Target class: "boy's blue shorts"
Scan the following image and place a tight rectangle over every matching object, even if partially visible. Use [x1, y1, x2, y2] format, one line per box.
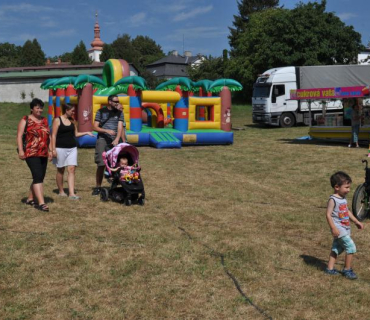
[331, 235, 356, 255]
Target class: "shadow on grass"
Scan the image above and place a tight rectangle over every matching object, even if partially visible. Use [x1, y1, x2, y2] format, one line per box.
[278, 138, 361, 148]
[21, 196, 55, 204]
[52, 188, 69, 195]
[244, 124, 275, 129]
[243, 123, 307, 129]
[300, 254, 327, 271]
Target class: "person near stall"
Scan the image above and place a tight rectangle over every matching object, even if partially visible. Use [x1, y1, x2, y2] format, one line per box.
[349, 98, 362, 148]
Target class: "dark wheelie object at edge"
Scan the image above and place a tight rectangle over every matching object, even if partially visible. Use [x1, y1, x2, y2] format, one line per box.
[352, 160, 370, 221]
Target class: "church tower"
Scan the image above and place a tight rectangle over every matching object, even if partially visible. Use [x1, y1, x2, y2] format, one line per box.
[88, 12, 105, 62]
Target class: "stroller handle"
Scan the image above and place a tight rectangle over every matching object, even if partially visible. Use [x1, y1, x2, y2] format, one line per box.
[362, 159, 368, 168]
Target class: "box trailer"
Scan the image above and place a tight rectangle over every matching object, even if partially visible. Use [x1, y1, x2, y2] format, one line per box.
[252, 65, 370, 127]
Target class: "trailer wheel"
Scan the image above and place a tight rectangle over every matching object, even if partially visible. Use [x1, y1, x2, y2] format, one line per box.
[279, 113, 295, 128]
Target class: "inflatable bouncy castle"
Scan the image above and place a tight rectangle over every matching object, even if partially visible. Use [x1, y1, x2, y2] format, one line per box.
[41, 59, 243, 149]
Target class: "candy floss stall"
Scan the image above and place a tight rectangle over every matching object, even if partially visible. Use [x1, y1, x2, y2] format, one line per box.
[290, 85, 370, 142]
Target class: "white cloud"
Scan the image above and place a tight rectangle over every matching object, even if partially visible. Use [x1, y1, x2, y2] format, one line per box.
[6, 28, 76, 43]
[104, 21, 116, 26]
[39, 17, 58, 28]
[11, 33, 38, 42]
[152, 0, 189, 14]
[337, 12, 357, 20]
[0, 3, 54, 14]
[173, 5, 213, 22]
[165, 4, 187, 13]
[49, 29, 76, 38]
[0, 3, 64, 27]
[129, 12, 147, 27]
[167, 26, 228, 41]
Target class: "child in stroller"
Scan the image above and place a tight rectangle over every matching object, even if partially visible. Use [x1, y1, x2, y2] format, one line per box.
[101, 143, 145, 206]
[110, 157, 141, 184]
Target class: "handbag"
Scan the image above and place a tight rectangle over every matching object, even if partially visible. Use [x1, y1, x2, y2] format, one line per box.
[17, 116, 28, 153]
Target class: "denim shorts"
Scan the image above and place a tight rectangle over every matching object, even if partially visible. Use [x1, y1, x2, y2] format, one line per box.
[331, 235, 356, 255]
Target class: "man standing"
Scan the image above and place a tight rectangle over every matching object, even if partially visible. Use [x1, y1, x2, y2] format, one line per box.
[92, 95, 126, 195]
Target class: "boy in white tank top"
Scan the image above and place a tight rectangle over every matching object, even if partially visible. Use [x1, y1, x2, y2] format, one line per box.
[325, 171, 364, 279]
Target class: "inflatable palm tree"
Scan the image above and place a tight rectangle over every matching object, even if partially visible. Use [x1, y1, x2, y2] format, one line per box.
[73, 75, 107, 132]
[209, 79, 243, 131]
[193, 79, 213, 96]
[155, 77, 193, 95]
[94, 76, 147, 96]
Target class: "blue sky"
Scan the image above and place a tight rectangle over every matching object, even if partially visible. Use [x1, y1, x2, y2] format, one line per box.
[0, 0, 369, 59]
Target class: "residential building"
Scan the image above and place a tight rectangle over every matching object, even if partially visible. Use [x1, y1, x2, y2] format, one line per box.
[146, 51, 205, 80]
[0, 63, 138, 103]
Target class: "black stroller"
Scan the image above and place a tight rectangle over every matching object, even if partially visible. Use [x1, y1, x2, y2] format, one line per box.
[101, 143, 145, 206]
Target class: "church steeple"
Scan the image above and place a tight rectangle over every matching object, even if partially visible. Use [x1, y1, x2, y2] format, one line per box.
[88, 12, 105, 62]
[91, 12, 104, 50]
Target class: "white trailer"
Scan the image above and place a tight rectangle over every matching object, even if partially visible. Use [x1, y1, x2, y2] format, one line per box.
[252, 65, 370, 127]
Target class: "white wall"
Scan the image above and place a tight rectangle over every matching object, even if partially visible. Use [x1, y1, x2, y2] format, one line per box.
[358, 53, 370, 65]
[88, 50, 102, 62]
[0, 80, 48, 103]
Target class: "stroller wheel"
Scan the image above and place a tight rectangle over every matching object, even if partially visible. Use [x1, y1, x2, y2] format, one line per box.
[100, 188, 109, 202]
[125, 198, 132, 206]
[138, 197, 145, 206]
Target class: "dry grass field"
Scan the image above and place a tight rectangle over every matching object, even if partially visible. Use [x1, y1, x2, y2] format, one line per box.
[2, 102, 370, 319]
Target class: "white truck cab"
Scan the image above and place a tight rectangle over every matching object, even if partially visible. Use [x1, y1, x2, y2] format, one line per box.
[252, 66, 342, 127]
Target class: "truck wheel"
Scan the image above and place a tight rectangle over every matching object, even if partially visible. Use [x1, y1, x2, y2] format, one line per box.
[279, 113, 295, 128]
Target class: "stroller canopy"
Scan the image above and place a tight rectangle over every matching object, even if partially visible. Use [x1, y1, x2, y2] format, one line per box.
[104, 143, 140, 169]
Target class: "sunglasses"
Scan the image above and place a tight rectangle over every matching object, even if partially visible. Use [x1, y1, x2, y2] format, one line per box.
[111, 100, 119, 103]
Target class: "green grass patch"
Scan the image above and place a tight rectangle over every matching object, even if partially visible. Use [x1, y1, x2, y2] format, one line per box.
[1, 102, 370, 319]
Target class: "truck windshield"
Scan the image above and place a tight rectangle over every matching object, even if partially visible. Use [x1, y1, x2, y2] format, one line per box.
[253, 85, 271, 98]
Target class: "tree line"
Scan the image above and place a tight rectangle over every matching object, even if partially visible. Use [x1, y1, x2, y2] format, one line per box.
[0, 34, 165, 88]
[0, 39, 91, 68]
[188, 0, 365, 101]
[0, 0, 366, 99]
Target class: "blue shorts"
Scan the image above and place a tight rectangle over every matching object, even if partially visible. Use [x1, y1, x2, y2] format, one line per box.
[331, 235, 356, 255]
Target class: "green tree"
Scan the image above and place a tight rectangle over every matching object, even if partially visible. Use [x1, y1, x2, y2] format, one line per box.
[20, 39, 45, 67]
[0, 42, 22, 67]
[229, 0, 280, 49]
[109, 34, 165, 87]
[139, 69, 159, 89]
[71, 41, 91, 65]
[20, 90, 26, 101]
[47, 55, 59, 63]
[132, 35, 165, 69]
[60, 52, 72, 62]
[228, 1, 364, 101]
[111, 34, 139, 65]
[100, 43, 115, 62]
[187, 56, 226, 81]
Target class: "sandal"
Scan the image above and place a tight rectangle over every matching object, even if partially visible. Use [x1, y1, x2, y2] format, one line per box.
[36, 204, 49, 212]
[69, 195, 81, 200]
[25, 199, 36, 206]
